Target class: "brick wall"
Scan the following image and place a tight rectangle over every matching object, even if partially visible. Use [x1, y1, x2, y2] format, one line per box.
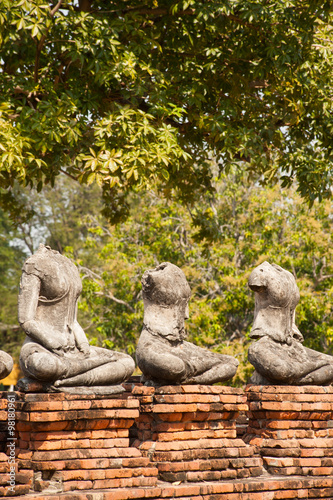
[0, 385, 333, 499]
[245, 385, 333, 477]
[1, 390, 157, 497]
[132, 385, 264, 482]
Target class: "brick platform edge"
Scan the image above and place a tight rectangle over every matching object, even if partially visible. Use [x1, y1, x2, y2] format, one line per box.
[0, 390, 158, 497]
[132, 385, 264, 482]
[245, 385, 333, 478]
[0, 384, 333, 499]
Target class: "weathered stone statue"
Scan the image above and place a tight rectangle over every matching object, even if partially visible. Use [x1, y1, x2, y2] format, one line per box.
[248, 261, 333, 385]
[0, 350, 13, 380]
[136, 262, 239, 385]
[18, 244, 134, 392]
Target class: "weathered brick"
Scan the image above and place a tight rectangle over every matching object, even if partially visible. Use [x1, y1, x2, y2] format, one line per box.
[308, 487, 333, 498]
[311, 467, 333, 476]
[154, 394, 220, 404]
[19, 401, 65, 411]
[187, 470, 222, 481]
[63, 479, 93, 491]
[154, 428, 236, 441]
[16, 421, 69, 432]
[132, 386, 155, 395]
[61, 468, 106, 481]
[152, 403, 198, 413]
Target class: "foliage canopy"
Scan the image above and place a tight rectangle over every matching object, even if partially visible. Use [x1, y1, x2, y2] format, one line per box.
[1, 0, 333, 218]
[2, 174, 333, 386]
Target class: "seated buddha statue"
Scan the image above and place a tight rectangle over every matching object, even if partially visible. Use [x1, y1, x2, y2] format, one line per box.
[18, 244, 134, 390]
[136, 262, 239, 385]
[248, 261, 333, 385]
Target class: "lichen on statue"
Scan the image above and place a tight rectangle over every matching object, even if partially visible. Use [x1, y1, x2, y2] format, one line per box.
[18, 244, 134, 390]
[136, 262, 239, 385]
[248, 261, 333, 385]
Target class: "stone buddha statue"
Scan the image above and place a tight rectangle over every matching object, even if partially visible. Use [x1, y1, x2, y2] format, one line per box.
[0, 351, 13, 381]
[248, 261, 333, 385]
[18, 244, 134, 391]
[136, 262, 239, 385]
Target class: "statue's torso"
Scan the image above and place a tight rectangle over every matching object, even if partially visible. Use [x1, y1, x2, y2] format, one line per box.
[20, 250, 82, 350]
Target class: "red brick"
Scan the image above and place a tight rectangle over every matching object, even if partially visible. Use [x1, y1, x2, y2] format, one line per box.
[132, 386, 155, 395]
[17, 450, 33, 460]
[151, 420, 233, 433]
[187, 470, 222, 481]
[21, 393, 65, 402]
[62, 400, 93, 410]
[309, 412, 332, 421]
[322, 458, 333, 467]
[20, 401, 65, 411]
[311, 467, 333, 476]
[169, 484, 201, 497]
[296, 458, 323, 467]
[79, 458, 119, 469]
[300, 438, 333, 448]
[63, 479, 93, 491]
[28, 409, 78, 422]
[108, 418, 134, 429]
[155, 429, 236, 441]
[312, 421, 331, 429]
[32, 446, 140, 461]
[154, 394, 220, 404]
[61, 469, 106, 481]
[17, 421, 69, 432]
[301, 402, 333, 411]
[158, 412, 183, 422]
[265, 411, 301, 420]
[152, 403, 198, 413]
[308, 487, 333, 498]
[251, 401, 303, 412]
[220, 469, 238, 479]
[3, 484, 30, 496]
[263, 457, 295, 468]
[90, 399, 139, 409]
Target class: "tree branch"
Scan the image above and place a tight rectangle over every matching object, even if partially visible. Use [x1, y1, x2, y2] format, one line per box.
[94, 291, 135, 313]
[0, 323, 20, 331]
[34, 0, 63, 83]
[59, 168, 79, 182]
[78, 265, 135, 312]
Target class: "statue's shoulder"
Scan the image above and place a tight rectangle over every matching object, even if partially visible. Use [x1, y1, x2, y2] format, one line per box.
[22, 253, 48, 280]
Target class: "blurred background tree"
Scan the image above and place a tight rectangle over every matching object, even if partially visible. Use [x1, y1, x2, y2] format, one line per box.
[2, 173, 333, 386]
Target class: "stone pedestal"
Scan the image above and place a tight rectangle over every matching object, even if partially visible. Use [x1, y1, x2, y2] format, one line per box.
[133, 384, 264, 482]
[4, 391, 157, 497]
[245, 385, 333, 476]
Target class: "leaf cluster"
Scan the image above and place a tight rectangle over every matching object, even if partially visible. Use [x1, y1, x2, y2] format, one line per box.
[1, 1, 333, 218]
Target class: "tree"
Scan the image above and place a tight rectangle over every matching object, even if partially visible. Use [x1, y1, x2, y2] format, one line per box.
[59, 173, 333, 386]
[0, 208, 27, 359]
[1, 173, 333, 385]
[1, 1, 333, 221]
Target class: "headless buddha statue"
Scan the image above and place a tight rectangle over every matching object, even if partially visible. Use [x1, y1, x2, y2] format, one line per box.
[136, 262, 239, 385]
[18, 244, 134, 390]
[248, 261, 333, 385]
